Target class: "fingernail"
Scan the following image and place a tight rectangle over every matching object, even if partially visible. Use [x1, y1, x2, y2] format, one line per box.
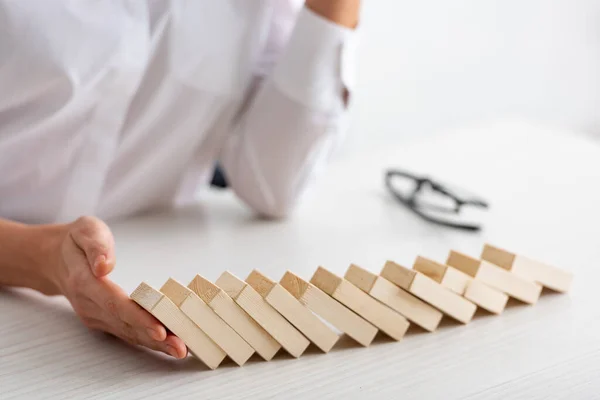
[146, 327, 159, 341]
[166, 345, 179, 358]
[94, 255, 106, 269]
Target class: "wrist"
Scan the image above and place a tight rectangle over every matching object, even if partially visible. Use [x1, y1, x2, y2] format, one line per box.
[2, 222, 68, 296]
[33, 223, 69, 296]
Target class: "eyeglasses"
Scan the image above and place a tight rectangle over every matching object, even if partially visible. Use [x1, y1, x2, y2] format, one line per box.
[385, 169, 489, 231]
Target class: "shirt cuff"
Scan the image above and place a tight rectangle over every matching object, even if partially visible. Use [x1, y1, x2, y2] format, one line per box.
[271, 6, 358, 112]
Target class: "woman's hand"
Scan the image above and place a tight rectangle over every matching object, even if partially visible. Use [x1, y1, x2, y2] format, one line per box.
[52, 216, 187, 359]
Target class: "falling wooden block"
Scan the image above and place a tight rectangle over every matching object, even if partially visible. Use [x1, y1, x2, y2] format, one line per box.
[279, 271, 378, 346]
[245, 270, 339, 353]
[215, 271, 310, 358]
[413, 256, 508, 315]
[481, 244, 573, 293]
[446, 250, 542, 304]
[187, 275, 281, 361]
[380, 261, 477, 324]
[130, 282, 226, 369]
[344, 264, 443, 331]
[310, 267, 409, 341]
[160, 278, 254, 366]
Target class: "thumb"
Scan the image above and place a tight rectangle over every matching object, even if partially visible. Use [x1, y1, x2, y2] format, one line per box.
[70, 216, 116, 277]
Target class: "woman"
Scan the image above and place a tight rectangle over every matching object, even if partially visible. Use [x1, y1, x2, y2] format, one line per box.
[0, 0, 360, 359]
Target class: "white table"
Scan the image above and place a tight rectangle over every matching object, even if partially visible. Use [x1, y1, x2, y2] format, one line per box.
[1, 120, 599, 399]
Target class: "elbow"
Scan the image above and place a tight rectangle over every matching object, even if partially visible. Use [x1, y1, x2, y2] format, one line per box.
[223, 160, 307, 220]
[234, 184, 301, 220]
[251, 196, 299, 220]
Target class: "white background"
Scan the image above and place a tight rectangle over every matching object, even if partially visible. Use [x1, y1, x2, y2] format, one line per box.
[348, 0, 600, 148]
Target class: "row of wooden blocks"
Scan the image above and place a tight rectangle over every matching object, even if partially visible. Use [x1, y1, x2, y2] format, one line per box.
[130, 244, 573, 369]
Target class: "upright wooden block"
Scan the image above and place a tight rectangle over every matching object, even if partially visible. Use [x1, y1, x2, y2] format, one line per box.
[344, 264, 443, 332]
[245, 270, 339, 352]
[130, 283, 226, 370]
[447, 250, 542, 304]
[481, 244, 573, 293]
[380, 261, 477, 324]
[310, 267, 409, 341]
[188, 275, 280, 361]
[279, 271, 378, 347]
[215, 272, 310, 358]
[413, 256, 508, 315]
[160, 278, 254, 366]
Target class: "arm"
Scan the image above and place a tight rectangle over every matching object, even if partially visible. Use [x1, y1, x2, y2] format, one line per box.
[220, 1, 360, 218]
[0, 216, 186, 359]
[306, 0, 360, 28]
[0, 219, 63, 295]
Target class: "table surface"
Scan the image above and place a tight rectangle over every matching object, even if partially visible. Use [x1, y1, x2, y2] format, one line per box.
[1, 120, 599, 400]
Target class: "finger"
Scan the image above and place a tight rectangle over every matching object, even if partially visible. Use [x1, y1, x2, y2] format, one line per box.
[108, 296, 186, 358]
[163, 333, 188, 359]
[92, 278, 167, 341]
[133, 328, 186, 359]
[104, 326, 181, 358]
[70, 216, 116, 277]
[81, 316, 110, 332]
[91, 286, 186, 359]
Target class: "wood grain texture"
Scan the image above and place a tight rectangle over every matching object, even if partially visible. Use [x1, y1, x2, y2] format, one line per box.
[414, 256, 471, 295]
[161, 278, 254, 366]
[477, 260, 542, 304]
[159, 278, 193, 307]
[280, 271, 377, 346]
[480, 244, 516, 269]
[410, 273, 476, 324]
[463, 280, 508, 315]
[245, 270, 276, 298]
[344, 264, 377, 292]
[130, 283, 226, 370]
[279, 271, 310, 299]
[382, 261, 476, 323]
[310, 266, 342, 295]
[446, 251, 481, 277]
[267, 284, 339, 352]
[188, 274, 221, 304]
[246, 270, 338, 352]
[189, 275, 280, 361]
[447, 251, 543, 305]
[380, 261, 416, 290]
[216, 271, 247, 299]
[414, 256, 508, 314]
[482, 244, 574, 293]
[218, 272, 309, 358]
[311, 267, 409, 341]
[345, 264, 442, 331]
[130, 282, 163, 310]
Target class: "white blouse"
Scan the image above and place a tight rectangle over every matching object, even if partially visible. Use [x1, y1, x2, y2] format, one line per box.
[0, 0, 355, 223]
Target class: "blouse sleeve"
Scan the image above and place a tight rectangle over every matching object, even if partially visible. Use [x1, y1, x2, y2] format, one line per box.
[220, 6, 357, 218]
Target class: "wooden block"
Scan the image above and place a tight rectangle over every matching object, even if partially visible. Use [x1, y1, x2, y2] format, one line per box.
[464, 280, 508, 315]
[413, 256, 508, 315]
[380, 261, 477, 324]
[130, 282, 226, 370]
[246, 270, 339, 352]
[344, 264, 443, 331]
[481, 244, 573, 293]
[188, 275, 280, 361]
[215, 272, 310, 358]
[160, 278, 254, 366]
[413, 256, 470, 295]
[310, 267, 409, 341]
[447, 250, 542, 304]
[279, 271, 377, 346]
